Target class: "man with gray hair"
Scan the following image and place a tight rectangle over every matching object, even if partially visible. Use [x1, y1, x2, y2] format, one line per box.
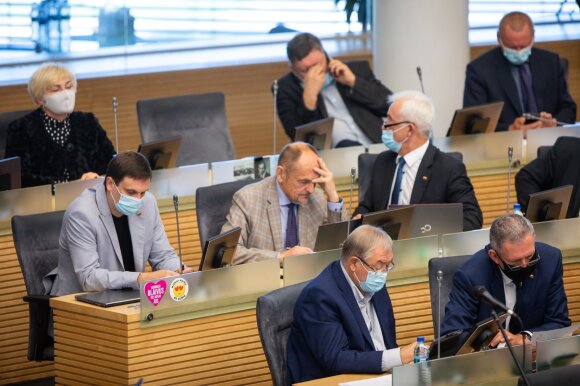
[441, 214, 570, 348]
[354, 90, 483, 231]
[287, 225, 415, 384]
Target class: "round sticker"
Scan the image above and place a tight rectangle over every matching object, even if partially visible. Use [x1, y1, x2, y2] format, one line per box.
[169, 278, 189, 302]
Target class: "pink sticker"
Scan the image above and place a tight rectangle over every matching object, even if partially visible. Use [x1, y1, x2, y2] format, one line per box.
[144, 280, 167, 306]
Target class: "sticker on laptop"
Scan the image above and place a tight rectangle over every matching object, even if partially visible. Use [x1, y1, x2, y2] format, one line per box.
[170, 278, 189, 302]
[144, 280, 167, 306]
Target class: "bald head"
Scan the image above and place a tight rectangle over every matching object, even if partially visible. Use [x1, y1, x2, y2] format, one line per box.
[498, 12, 535, 41]
[277, 142, 319, 171]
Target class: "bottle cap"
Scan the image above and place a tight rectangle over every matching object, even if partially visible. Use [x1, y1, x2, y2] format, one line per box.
[417, 336, 425, 343]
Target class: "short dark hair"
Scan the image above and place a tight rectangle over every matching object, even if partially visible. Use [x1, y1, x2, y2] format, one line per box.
[105, 151, 152, 185]
[277, 142, 318, 171]
[489, 214, 535, 253]
[287, 33, 324, 63]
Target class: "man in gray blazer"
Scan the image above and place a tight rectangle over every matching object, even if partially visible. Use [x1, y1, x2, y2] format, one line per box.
[49, 151, 193, 296]
[222, 142, 348, 265]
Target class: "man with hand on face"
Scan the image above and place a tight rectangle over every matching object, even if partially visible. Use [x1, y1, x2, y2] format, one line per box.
[287, 225, 415, 384]
[276, 32, 392, 148]
[354, 91, 483, 232]
[47, 151, 193, 296]
[221, 142, 348, 265]
[463, 11, 576, 132]
[441, 214, 570, 349]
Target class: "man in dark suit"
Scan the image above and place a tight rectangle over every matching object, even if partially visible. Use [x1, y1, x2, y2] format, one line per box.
[287, 225, 415, 384]
[516, 136, 580, 218]
[441, 214, 571, 348]
[276, 33, 392, 147]
[463, 11, 576, 132]
[354, 91, 483, 231]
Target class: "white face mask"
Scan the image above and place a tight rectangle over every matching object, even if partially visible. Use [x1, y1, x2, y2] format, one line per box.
[43, 89, 76, 115]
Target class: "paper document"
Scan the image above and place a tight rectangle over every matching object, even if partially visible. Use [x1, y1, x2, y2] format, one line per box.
[339, 374, 392, 386]
[532, 323, 580, 345]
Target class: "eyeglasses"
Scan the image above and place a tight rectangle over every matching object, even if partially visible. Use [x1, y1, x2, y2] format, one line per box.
[496, 250, 541, 271]
[356, 256, 395, 273]
[382, 119, 411, 130]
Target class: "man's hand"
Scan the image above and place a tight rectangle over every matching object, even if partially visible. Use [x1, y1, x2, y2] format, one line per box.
[328, 58, 356, 88]
[302, 62, 327, 110]
[400, 342, 416, 364]
[138, 270, 178, 283]
[80, 172, 100, 181]
[509, 116, 541, 138]
[489, 330, 527, 348]
[181, 265, 195, 274]
[352, 213, 362, 220]
[278, 246, 313, 265]
[313, 157, 340, 203]
[539, 112, 557, 128]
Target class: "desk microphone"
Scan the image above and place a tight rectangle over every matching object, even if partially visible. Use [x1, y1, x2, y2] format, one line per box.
[436, 270, 443, 359]
[272, 80, 279, 155]
[473, 285, 516, 316]
[507, 146, 513, 212]
[173, 194, 184, 274]
[416, 66, 425, 94]
[349, 167, 356, 213]
[112, 97, 119, 153]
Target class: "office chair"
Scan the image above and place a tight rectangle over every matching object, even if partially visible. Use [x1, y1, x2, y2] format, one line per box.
[256, 282, 308, 386]
[0, 109, 32, 159]
[12, 210, 65, 361]
[195, 179, 259, 248]
[137, 92, 235, 166]
[428, 255, 471, 337]
[0, 156, 21, 191]
[518, 364, 580, 386]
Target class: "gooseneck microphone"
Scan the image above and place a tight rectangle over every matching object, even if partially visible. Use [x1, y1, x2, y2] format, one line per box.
[349, 167, 356, 213]
[112, 97, 119, 153]
[416, 66, 425, 94]
[507, 146, 513, 212]
[173, 194, 183, 274]
[272, 80, 279, 155]
[436, 270, 443, 359]
[473, 285, 515, 316]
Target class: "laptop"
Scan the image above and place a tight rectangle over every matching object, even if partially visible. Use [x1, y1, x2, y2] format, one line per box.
[313, 218, 362, 252]
[198, 226, 241, 271]
[75, 289, 141, 308]
[294, 118, 334, 150]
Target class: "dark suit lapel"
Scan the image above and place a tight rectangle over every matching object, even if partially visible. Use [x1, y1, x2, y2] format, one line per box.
[496, 51, 523, 116]
[410, 144, 436, 203]
[332, 262, 375, 348]
[528, 49, 545, 112]
[379, 152, 398, 210]
[266, 179, 284, 251]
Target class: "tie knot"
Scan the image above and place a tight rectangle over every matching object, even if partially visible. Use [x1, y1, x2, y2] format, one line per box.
[287, 203, 296, 209]
[397, 157, 406, 167]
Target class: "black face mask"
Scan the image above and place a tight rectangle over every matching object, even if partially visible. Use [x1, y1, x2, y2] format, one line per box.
[496, 250, 540, 286]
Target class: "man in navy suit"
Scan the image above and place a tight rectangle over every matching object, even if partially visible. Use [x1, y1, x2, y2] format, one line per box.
[441, 214, 570, 348]
[287, 225, 415, 385]
[463, 11, 576, 132]
[354, 91, 483, 231]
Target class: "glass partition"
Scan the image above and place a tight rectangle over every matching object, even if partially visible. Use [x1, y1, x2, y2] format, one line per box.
[140, 259, 279, 327]
[212, 157, 259, 185]
[432, 130, 522, 169]
[389, 235, 440, 282]
[526, 124, 580, 163]
[54, 177, 104, 210]
[149, 163, 209, 199]
[283, 249, 340, 286]
[319, 146, 365, 178]
[0, 184, 52, 221]
[534, 218, 580, 254]
[392, 345, 531, 386]
[368, 143, 385, 154]
[536, 335, 580, 371]
[441, 228, 490, 257]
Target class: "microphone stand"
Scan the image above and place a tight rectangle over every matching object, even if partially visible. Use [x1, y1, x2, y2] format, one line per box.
[173, 194, 183, 274]
[349, 167, 356, 214]
[436, 270, 443, 359]
[507, 146, 513, 213]
[491, 309, 530, 386]
[416, 66, 425, 94]
[272, 80, 278, 155]
[112, 97, 119, 153]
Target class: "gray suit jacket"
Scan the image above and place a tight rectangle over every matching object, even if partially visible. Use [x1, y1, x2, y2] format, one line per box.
[221, 176, 347, 264]
[49, 184, 180, 296]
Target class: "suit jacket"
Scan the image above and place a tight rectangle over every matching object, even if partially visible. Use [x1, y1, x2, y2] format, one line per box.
[463, 47, 577, 131]
[440, 242, 571, 343]
[516, 136, 580, 218]
[49, 184, 180, 296]
[354, 144, 483, 231]
[5, 108, 116, 188]
[276, 60, 392, 143]
[287, 260, 397, 385]
[221, 176, 347, 264]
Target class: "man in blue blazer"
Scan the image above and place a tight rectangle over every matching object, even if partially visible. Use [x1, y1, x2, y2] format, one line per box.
[441, 214, 570, 348]
[287, 225, 415, 384]
[463, 11, 576, 132]
[48, 151, 193, 296]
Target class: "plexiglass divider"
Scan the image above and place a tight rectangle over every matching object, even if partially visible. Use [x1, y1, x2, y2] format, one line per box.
[388, 234, 440, 283]
[441, 228, 490, 258]
[526, 124, 580, 163]
[0, 184, 53, 223]
[54, 177, 104, 210]
[149, 163, 209, 199]
[283, 249, 341, 286]
[533, 217, 580, 258]
[140, 259, 279, 327]
[536, 335, 580, 372]
[319, 145, 365, 178]
[392, 345, 532, 386]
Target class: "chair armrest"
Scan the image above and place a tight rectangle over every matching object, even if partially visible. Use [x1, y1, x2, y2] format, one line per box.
[23, 294, 53, 304]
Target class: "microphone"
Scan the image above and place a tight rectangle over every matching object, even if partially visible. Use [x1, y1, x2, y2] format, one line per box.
[173, 194, 184, 274]
[349, 167, 356, 213]
[436, 270, 443, 359]
[507, 146, 513, 212]
[272, 80, 279, 155]
[416, 66, 425, 94]
[112, 97, 119, 153]
[472, 285, 515, 316]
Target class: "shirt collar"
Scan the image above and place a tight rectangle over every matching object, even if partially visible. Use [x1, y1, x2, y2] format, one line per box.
[275, 179, 293, 206]
[340, 260, 372, 304]
[397, 138, 429, 168]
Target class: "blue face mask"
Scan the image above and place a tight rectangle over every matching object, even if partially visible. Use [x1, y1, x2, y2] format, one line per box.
[381, 124, 410, 153]
[111, 183, 142, 216]
[503, 45, 532, 66]
[355, 260, 388, 294]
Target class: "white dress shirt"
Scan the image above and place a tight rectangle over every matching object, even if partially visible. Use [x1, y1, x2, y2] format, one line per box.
[388, 140, 429, 206]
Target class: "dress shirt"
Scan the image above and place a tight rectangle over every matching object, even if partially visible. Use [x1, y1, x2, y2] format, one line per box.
[321, 83, 373, 147]
[500, 270, 517, 330]
[340, 262, 402, 371]
[389, 139, 430, 206]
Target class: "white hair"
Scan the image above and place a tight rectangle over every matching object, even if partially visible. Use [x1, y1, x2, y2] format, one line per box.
[388, 90, 435, 134]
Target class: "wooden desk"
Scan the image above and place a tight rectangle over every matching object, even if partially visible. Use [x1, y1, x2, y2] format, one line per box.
[294, 373, 384, 385]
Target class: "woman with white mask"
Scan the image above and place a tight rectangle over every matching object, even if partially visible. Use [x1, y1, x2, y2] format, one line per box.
[5, 62, 115, 188]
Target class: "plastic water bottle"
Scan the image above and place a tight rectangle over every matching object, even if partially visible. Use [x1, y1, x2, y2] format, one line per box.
[513, 203, 523, 216]
[414, 336, 429, 363]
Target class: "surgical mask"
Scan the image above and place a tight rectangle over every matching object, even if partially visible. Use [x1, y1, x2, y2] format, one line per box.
[381, 124, 410, 153]
[355, 259, 388, 294]
[43, 89, 76, 115]
[502, 46, 532, 66]
[111, 183, 142, 216]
